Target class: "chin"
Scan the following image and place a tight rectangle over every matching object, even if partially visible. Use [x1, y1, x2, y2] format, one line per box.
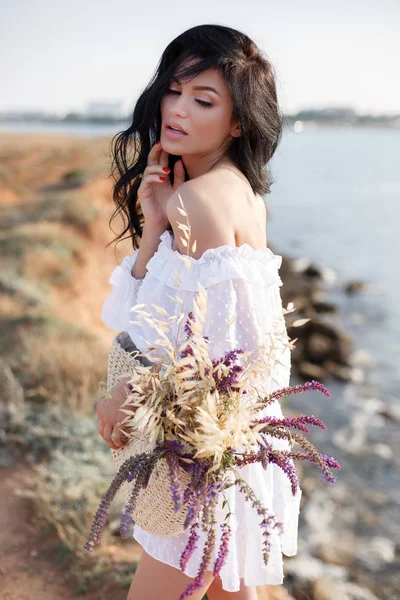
[160, 137, 186, 152]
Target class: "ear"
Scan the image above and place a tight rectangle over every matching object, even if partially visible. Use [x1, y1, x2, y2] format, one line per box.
[230, 121, 241, 138]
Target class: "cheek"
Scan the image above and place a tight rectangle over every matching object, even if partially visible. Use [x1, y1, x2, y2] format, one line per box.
[196, 107, 230, 138]
[160, 96, 169, 117]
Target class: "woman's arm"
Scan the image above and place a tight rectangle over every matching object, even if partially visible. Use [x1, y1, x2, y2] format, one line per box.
[98, 222, 167, 448]
[131, 221, 167, 279]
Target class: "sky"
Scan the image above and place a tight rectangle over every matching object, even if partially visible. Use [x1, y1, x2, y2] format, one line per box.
[0, 0, 398, 116]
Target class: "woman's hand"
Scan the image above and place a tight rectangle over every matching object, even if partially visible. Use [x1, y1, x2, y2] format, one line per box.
[96, 381, 133, 450]
[138, 141, 185, 229]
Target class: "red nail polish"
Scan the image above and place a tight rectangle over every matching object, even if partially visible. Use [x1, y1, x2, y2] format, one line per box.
[162, 167, 171, 173]
[159, 176, 166, 181]
[155, 141, 161, 145]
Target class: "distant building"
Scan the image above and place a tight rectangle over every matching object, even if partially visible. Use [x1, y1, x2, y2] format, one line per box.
[294, 107, 358, 123]
[86, 101, 124, 119]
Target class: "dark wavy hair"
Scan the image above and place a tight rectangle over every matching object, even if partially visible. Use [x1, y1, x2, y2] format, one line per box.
[108, 24, 284, 251]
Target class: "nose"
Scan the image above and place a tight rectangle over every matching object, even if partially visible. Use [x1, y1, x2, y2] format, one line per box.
[171, 93, 188, 118]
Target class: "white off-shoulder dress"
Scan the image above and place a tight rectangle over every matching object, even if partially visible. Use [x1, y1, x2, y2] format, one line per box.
[101, 229, 302, 592]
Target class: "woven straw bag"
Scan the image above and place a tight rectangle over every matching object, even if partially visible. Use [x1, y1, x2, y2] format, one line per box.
[107, 332, 191, 537]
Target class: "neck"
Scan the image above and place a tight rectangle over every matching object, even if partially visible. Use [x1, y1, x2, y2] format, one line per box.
[181, 150, 232, 180]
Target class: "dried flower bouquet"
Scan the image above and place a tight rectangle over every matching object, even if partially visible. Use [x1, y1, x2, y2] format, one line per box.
[85, 196, 341, 599]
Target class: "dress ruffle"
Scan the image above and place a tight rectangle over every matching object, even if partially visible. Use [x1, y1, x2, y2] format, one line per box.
[101, 249, 144, 332]
[145, 230, 283, 292]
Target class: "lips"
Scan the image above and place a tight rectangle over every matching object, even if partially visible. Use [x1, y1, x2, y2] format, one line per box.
[165, 121, 187, 134]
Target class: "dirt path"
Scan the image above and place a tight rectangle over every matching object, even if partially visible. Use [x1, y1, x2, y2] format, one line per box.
[0, 460, 75, 599]
[0, 459, 145, 600]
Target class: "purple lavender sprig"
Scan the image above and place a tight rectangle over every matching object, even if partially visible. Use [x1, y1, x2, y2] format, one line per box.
[183, 311, 196, 338]
[188, 456, 208, 491]
[284, 450, 341, 472]
[183, 487, 205, 531]
[234, 471, 283, 565]
[181, 463, 217, 532]
[179, 521, 201, 572]
[253, 413, 327, 432]
[183, 311, 209, 340]
[212, 522, 232, 577]
[202, 481, 223, 527]
[259, 380, 331, 408]
[83, 452, 153, 552]
[181, 460, 209, 531]
[287, 432, 340, 484]
[119, 462, 153, 537]
[166, 450, 185, 512]
[258, 437, 301, 495]
[210, 348, 245, 394]
[179, 493, 219, 600]
[234, 427, 341, 488]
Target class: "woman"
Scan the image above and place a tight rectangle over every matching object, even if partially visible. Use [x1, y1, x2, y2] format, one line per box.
[97, 24, 302, 600]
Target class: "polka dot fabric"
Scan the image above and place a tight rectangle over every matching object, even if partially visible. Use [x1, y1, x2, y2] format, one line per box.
[101, 229, 302, 591]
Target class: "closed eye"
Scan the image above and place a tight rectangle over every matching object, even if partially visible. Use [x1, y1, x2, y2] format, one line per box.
[166, 88, 212, 108]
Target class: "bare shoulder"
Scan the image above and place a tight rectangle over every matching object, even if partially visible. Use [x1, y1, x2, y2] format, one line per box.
[167, 166, 246, 220]
[201, 166, 268, 248]
[166, 175, 238, 259]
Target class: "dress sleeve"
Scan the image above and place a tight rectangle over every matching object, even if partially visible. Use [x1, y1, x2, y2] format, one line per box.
[201, 277, 280, 357]
[101, 249, 144, 332]
[201, 276, 291, 396]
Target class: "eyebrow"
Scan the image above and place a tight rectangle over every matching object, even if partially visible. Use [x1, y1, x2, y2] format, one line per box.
[171, 77, 221, 97]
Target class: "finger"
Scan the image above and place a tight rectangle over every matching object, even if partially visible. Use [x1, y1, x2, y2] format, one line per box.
[98, 416, 105, 436]
[102, 423, 113, 444]
[110, 423, 123, 448]
[159, 148, 169, 169]
[147, 141, 163, 166]
[140, 173, 170, 188]
[143, 164, 171, 176]
[172, 160, 186, 190]
[95, 398, 104, 413]
[108, 439, 122, 451]
[103, 425, 122, 450]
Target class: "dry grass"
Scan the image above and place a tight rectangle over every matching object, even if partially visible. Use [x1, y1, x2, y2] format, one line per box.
[21, 328, 108, 413]
[1, 313, 108, 414]
[21, 245, 75, 286]
[0, 292, 22, 317]
[2, 191, 100, 233]
[0, 220, 84, 289]
[1, 219, 83, 254]
[52, 191, 99, 232]
[0, 132, 111, 195]
[0, 266, 51, 307]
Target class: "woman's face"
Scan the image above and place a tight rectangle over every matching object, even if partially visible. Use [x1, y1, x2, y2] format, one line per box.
[160, 65, 239, 157]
